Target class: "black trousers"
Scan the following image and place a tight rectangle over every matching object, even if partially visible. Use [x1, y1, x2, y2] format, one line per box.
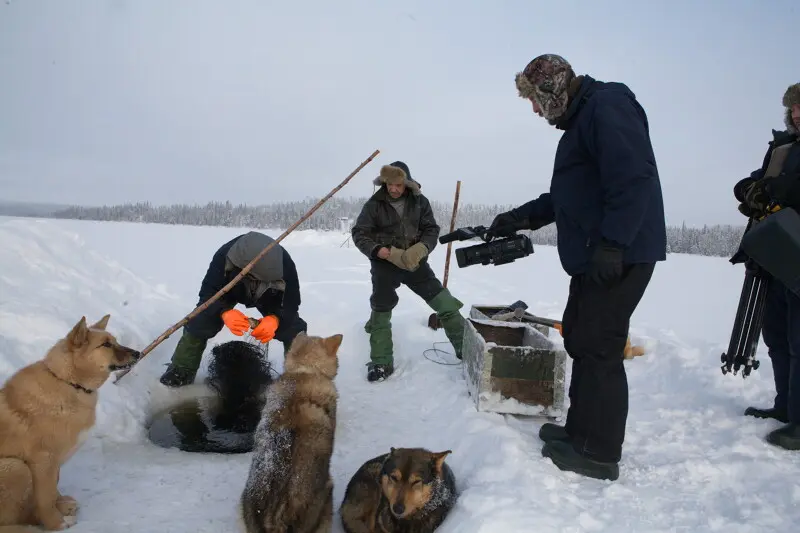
[369, 259, 444, 312]
[761, 277, 800, 424]
[561, 262, 655, 463]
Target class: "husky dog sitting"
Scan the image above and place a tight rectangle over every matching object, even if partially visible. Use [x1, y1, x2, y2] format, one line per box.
[340, 447, 458, 533]
[238, 331, 343, 533]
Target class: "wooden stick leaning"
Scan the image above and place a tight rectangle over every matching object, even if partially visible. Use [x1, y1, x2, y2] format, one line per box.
[114, 148, 381, 384]
[428, 180, 461, 330]
[442, 180, 462, 289]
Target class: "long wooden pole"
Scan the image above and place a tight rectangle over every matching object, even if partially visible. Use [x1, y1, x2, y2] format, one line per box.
[441, 180, 461, 289]
[114, 149, 381, 384]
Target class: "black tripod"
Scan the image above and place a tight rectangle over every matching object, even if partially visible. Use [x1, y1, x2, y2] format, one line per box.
[720, 262, 769, 378]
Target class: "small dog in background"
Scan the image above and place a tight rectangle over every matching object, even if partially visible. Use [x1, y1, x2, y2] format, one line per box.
[340, 447, 458, 533]
[238, 331, 343, 533]
[0, 315, 140, 531]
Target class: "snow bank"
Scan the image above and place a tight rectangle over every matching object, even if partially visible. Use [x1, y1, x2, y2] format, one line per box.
[0, 217, 203, 443]
[1, 216, 799, 532]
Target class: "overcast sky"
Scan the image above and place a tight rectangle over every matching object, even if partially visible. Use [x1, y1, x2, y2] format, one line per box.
[1, 0, 798, 226]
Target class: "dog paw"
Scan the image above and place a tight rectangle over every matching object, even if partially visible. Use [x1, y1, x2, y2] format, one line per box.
[56, 495, 79, 516]
[42, 512, 75, 530]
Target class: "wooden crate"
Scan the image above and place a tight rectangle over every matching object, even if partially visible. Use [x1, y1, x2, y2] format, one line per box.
[469, 304, 551, 337]
[462, 317, 566, 417]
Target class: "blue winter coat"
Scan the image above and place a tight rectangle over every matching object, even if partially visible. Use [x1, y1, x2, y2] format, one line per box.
[511, 75, 667, 276]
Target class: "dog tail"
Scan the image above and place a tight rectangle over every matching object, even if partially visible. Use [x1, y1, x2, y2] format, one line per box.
[206, 340, 274, 409]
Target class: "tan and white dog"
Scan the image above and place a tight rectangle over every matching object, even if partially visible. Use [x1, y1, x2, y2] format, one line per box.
[0, 315, 140, 531]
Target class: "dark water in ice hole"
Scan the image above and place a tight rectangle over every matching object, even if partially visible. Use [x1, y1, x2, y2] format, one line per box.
[146, 338, 274, 454]
[147, 395, 264, 454]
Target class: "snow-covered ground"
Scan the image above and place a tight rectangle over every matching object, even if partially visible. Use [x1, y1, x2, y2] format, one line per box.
[1, 215, 799, 532]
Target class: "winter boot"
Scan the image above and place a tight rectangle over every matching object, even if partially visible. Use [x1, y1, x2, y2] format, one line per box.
[159, 330, 207, 387]
[427, 288, 466, 359]
[766, 423, 800, 451]
[744, 405, 790, 424]
[366, 310, 394, 382]
[367, 361, 394, 382]
[542, 440, 619, 481]
[539, 423, 570, 443]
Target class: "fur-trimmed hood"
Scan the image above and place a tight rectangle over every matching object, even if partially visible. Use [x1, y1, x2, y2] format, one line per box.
[783, 82, 800, 135]
[372, 163, 421, 196]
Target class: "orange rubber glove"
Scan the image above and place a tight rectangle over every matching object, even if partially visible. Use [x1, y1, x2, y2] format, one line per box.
[252, 315, 279, 343]
[221, 309, 250, 336]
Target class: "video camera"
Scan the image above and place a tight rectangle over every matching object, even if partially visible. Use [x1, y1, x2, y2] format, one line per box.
[438, 220, 533, 268]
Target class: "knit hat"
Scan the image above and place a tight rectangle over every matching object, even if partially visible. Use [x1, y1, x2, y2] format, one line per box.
[515, 54, 575, 122]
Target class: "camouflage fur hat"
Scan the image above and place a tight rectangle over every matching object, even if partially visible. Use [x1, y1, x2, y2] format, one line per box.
[515, 54, 576, 122]
[783, 82, 800, 134]
[373, 161, 421, 195]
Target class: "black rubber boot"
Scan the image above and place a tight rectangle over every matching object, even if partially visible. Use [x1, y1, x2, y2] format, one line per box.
[766, 423, 800, 451]
[744, 406, 789, 424]
[159, 363, 197, 387]
[541, 440, 619, 481]
[158, 330, 207, 387]
[539, 423, 570, 443]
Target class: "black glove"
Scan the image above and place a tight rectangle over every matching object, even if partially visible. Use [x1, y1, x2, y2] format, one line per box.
[765, 171, 800, 209]
[587, 240, 624, 286]
[487, 211, 523, 239]
[733, 177, 755, 203]
[743, 178, 772, 216]
[737, 202, 755, 217]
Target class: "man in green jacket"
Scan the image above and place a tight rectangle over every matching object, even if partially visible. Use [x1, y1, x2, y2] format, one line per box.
[351, 161, 466, 382]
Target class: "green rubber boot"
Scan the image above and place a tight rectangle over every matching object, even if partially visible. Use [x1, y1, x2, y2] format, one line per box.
[367, 310, 393, 366]
[159, 330, 208, 387]
[427, 288, 466, 359]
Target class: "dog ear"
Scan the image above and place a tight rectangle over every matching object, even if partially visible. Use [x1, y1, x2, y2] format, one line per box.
[430, 450, 452, 474]
[323, 334, 343, 357]
[90, 314, 111, 330]
[67, 317, 89, 347]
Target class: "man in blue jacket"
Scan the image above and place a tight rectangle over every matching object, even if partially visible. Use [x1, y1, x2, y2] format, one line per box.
[488, 54, 667, 480]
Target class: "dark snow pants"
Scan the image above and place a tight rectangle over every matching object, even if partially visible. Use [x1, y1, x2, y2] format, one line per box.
[561, 262, 656, 463]
[369, 259, 444, 312]
[761, 277, 800, 424]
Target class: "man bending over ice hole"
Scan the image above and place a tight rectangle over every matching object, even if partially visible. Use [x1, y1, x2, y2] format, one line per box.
[351, 161, 467, 382]
[159, 231, 307, 387]
[487, 54, 666, 480]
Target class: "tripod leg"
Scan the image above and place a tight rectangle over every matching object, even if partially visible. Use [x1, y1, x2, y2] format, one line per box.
[722, 270, 757, 374]
[737, 275, 769, 377]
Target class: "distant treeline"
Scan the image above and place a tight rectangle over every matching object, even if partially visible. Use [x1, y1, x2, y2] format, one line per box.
[45, 199, 746, 258]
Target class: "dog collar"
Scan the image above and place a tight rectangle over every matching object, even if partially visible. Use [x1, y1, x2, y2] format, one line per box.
[47, 367, 95, 394]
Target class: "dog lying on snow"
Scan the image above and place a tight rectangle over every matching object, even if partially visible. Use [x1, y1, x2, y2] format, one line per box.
[0, 315, 140, 532]
[340, 447, 458, 533]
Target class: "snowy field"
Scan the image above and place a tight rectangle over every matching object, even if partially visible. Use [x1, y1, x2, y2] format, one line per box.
[1, 215, 799, 533]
